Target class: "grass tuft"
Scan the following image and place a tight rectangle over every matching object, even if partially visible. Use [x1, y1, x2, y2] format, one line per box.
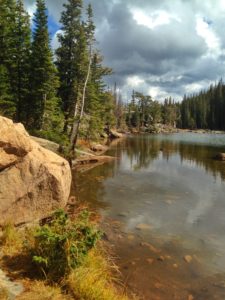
[17, 281, 69, 300]
[0, 285, 9, 300]
[67, 248, 130, 300]
[0, 222, 23, 254]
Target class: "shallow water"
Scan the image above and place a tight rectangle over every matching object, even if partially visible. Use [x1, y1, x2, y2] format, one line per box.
[72, 133, 225, 299]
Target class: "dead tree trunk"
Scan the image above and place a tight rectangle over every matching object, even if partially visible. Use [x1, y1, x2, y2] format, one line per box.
[70, 49, 92, 153]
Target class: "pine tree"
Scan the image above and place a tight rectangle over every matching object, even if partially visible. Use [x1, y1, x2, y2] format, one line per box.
[85, 51, 112, 139]
[69, 23, 89, 149]
[0, 0, 17, 118]
[56, 0, 83, 133]
[13, 0, 31, 122]
[0, 65, 13, 117]
[28, 0, 60, 131]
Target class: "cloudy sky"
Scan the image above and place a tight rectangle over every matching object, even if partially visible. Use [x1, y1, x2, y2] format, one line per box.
[24, 0, 225, 102]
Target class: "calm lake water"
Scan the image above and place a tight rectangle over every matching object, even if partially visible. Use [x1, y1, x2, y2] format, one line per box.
[72, 133, 225, 299]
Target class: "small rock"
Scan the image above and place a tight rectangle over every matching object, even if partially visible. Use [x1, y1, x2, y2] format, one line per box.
[184, 255, 192, 263]
[140, 242, 149, 247]
[140, 242, 161, 254]
[157, 256, 165, 262]
[127, 234, 135, 241]
[188, 295, 194, 300]
[147, 258, 154, 264]
[136, 223, 152, 230]
[90, 143, 108, 152]
[165, 199, 173, 205]
[118, 212, 128, 217]
[131, 261, 136, 266]
[154, 282, 163, 289]
[214, 153, 225, 161]
[173, 263, 178, 268]
[144, 200, 152, 205]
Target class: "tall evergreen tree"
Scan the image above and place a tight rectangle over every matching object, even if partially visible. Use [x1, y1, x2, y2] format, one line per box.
[83, 5, 114, 140]
[13, 0, 31, 122]
[56, 0, 83, 133]
[0, 0, 17, 117]
[85, 51, 113, 139]
[28, 0, 59, 130]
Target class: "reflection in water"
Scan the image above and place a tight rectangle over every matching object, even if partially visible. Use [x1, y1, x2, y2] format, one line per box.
[107, 134, 225, 180]
[72, 133, 225, 296]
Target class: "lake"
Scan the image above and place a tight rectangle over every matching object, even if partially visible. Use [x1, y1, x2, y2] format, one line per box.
[72, 133, 225, 299]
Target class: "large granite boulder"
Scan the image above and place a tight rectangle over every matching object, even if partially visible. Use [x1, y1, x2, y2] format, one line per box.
[0, 117, 71, 225]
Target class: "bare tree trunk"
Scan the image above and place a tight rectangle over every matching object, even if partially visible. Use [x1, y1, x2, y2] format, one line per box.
[70, 49, 92, 153]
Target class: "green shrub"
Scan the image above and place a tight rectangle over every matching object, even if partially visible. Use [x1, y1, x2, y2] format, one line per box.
[29, 209, 101, 281]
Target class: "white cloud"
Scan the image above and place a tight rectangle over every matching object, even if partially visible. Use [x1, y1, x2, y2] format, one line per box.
[127, 75, 145, 87]
[196, 16, 221, 57]
[131, 9, 181, 30]
[148, 86, 169, 100]
[51, 30, 62, 50]
[185, 82, 204, 94]
[26, 3, 36, 17]
[219, 0, 225, 10]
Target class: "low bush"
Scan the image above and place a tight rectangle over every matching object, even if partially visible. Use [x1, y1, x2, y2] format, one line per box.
[28, 209, 101, 281]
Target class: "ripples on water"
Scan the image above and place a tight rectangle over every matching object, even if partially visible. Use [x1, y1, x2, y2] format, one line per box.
[72, 133, 225, 298]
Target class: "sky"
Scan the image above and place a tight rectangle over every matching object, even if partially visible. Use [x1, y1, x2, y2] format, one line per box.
[24, 0, 225, 102]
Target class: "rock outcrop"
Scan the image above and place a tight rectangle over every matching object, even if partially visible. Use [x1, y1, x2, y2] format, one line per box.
[90, 143, 108, 153]
[31, 136, 60, 153]
[0, 117, 71, 225]
[109, 129, 124, 139]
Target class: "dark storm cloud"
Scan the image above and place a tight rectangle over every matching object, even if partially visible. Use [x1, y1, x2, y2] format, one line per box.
[97, 2, 206, 72]
[24, 0, 225, 101]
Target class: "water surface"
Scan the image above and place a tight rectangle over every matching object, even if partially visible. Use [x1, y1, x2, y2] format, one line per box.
[72, 133, 225, 299]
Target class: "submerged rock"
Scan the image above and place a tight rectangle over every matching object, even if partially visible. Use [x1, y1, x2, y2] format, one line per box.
[214, 153, 225, 161]
[140, 242, 161, 254]
[184, 255, 193, 263]
[0, 117, 71, 225]
[157, 256, 165, 262]
[146, 258, 154, 264]
[136, 223, 152, 230]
